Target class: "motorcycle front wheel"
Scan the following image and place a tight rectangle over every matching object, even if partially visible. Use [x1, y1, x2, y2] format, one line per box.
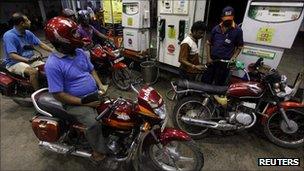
[264, 109, 304, 148]
[143, 140, 204, 171]
[173, 96, 211, 139]
[112, 68, 131, 91]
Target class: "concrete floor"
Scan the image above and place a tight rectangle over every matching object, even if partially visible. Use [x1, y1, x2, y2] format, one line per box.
[1, 31, 304, 170]
[1, 75, 304, 170]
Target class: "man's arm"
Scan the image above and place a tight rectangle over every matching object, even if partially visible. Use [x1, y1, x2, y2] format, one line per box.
[92, 26, 114, 42]
[179, 44, 194, 68]
[39, 42, 55, 53]
[231, 46, 242, 60]
[93, 28, 109, 40]
[9, 53, 31, 63]
[53, 92, 99, 107]
[205, 40, 212, 64]
[231, 29, 244, 60]
[91, 69, 108, 92]
[92, 69, 103, 87]
[27, 31, 54, 52]
[179, 44, 204, 70]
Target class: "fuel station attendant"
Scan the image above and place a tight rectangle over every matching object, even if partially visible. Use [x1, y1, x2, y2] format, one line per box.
[203, 6, 244, 85]
[179, 21, 206, 80]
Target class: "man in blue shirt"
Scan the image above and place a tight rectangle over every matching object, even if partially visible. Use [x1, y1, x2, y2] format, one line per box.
[2, 13, 54, 90]
[203, 6, 244, 85]
[44, 17, 108, 163]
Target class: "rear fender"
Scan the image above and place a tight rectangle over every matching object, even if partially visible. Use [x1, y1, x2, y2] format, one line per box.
[113, 62, 127, 70]
[260, 101, 304, 125]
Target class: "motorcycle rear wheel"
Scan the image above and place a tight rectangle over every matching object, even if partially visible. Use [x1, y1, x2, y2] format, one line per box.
[173, 96, 211, 139]
[144, 140, 203, 171]
[264, 110, 304, 148]
[112, 68, 131, 91]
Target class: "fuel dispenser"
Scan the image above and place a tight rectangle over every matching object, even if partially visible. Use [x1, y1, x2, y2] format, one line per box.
[157, 0, 207, 67]
[122, 0, 150, 52]
[237, 0, 304, 76]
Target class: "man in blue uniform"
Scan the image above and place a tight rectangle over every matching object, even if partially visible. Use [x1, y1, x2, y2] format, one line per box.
[203, 6, 244, 85]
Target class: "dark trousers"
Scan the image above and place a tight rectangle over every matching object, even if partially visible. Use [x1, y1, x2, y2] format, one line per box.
[202, 61, 230, 86]
[179, 69, 197, 81]
[65, 105, 106, 154]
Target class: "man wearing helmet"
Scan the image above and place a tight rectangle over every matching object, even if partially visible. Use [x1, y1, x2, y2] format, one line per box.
[77, 10, 111, 44]
[2, 13, 54, 90]
[44, 17, 108, 162]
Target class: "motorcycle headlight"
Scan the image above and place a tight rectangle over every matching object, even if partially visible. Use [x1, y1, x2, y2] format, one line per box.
[153, 104, 166, 119]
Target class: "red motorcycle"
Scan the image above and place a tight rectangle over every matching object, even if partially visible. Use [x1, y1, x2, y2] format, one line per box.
[0, 47, 47, 106]
[172, 68, 304, 148]
[30, 82, 204, 170]
[89, 40, 132, 91]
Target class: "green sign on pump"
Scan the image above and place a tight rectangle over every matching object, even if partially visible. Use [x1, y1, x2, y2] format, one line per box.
[242, 47, 276, 59]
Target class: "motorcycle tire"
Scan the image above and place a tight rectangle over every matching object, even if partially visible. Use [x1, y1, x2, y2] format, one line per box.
[173, 96, 211, 140]
[264, 110, 304, 148]
[142, 140, 204, 171]
[12, 98, 33, 107]
[112, 68, 131, 91]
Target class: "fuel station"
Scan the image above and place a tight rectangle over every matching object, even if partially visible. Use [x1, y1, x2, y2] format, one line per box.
[0, 0, 304, 170]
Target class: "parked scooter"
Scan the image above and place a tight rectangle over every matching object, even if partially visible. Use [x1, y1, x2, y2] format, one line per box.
[30, 81, 204, 171]
[171, 67, 304, 148]
[0, 46, 47, 106]
[88, 39, 132, 90]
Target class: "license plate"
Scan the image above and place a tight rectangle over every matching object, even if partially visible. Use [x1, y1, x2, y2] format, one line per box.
[114, 57, 124, 64]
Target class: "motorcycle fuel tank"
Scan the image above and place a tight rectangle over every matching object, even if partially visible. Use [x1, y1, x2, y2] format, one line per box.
[98, 100, 136, 130]
[227, 82, 263, 98]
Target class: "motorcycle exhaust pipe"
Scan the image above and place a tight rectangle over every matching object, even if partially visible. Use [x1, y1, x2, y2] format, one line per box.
[181, 116, 219, 128]
[38, 141, 91, 158]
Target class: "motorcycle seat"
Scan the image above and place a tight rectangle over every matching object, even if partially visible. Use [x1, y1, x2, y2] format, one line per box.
[37, 92, 76, 122]
[176, 80, 228, 95]
[0, 64, 29, 80]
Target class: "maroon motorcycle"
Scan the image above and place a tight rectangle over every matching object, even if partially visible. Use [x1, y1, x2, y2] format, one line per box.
[172, 68, 304, 148]
[89, 40, 132, 91]
[30, 81, 204, 170]
[0, 47, 47, 106]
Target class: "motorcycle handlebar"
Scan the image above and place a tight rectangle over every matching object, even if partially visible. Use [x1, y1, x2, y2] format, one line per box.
[95, 98, 123, 121]
[95, 106, 110, 121]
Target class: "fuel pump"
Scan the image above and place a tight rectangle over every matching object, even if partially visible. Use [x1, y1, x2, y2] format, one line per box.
[157, 0, 207, 67]
[122, 0, 150, 52]
[236, 0, 304, 77]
